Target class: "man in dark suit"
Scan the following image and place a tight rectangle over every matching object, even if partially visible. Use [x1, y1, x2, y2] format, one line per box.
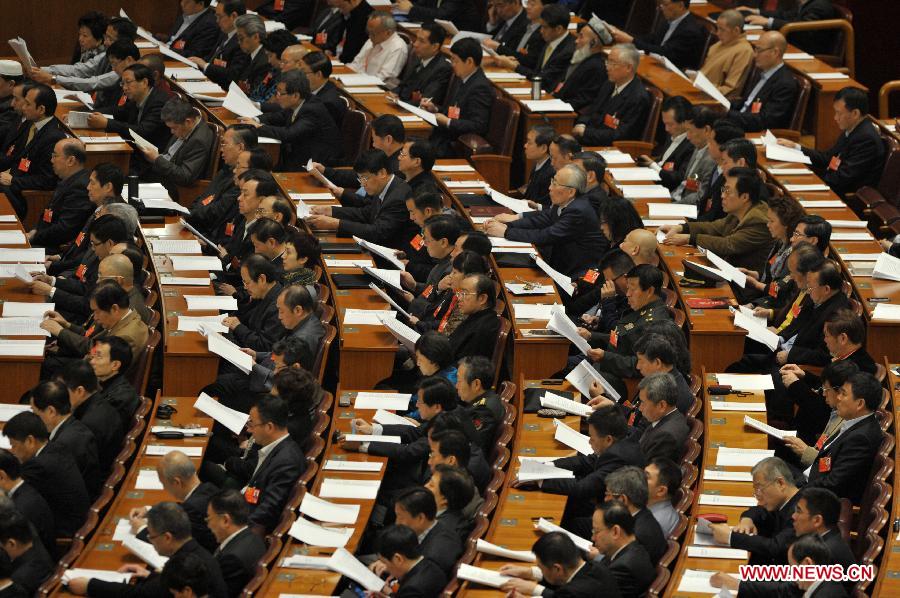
[307, 149, 417, 250]
[2, 412, 89, 539]
[603, 466, 667, 563]
[337, 0, 374, 64]
[253, 70, 341, 170]
[573, 44, 651, 147]
[90, 336, 141, 430]
[486, 163, 608, 278]
[308, 1, 346, 56]
[166, 0, 219, 61]
[485, 0, 529, 54]
[390, 487, 463, 576]
[517, 125, 555, 207]
[746, 0, 838, 56]
[236, 14, 275, 94]
[638, 96, 694, 190]
[375, 525, 448, 597]
[425, 38, 494, 158]
[727, 31, 799, 132]
[217, 170, 278, 279]
[224, 396, 306, 532]
[806, 372, 883, 504]
[28, 138, 92, 252]
[58, 360, 124, 473]
[222, 255, 285, 352]
[448, 274, 501, 361]
[399, 0, 481, 32]
[695, 123, 746, 221]
[512, 4, 575, 93]
[29, 381, 102, 498]
[591, 501, 656, 598]
[0, 450, 55, 555]
[396, 23, 453, 106]
[608, 0, 706, 70]
[0, 513, 53, 596]
[255, 0, 314, 30]
[188, 0, 250, 89]
[573, 151, 611, 215]
[499, 532, 619, 597]
[301, 51, 348, 126]
[455, 356, 504, 454]
[142, 100, 215, 197]
[791, 488, 857, 571]
[709, 457, 800, 565]
[206, 490, 267, 597]
[783, 87, 886, 196]
[68, 502, 228, 598]
[0, 83, 66, 218]
[636, 373, 690, 462]
[519, 407, 644, 535]
[555, 19, 610, 113]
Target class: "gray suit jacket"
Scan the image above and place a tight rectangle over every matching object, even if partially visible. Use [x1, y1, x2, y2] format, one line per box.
[672, 145, 716, 205]
[152, 121, 216, 197]
[250, 314, 326, 392]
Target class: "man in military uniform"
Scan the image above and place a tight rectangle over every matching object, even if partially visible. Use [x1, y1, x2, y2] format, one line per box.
[455, 355, 504, 454]
[585, 264, 671, 381]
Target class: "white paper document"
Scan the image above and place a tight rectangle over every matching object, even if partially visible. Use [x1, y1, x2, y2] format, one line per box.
[457, 563, 512, 588]
[334, 73, 385, 87]
[0, 317, 49, 337]
[128, 128, 158, 154]
[2, 302, 53, 317]
[484, 71, 526, 81]
[171, 255, 225, 271]
[157, 43, 197, 68]
[178, 315, 227, 334]
[838, 253, 879, 262]
[648, 203, 698, 218]
[566, 359, 620, 401]
[765, 143, 812, 164]
[140, 199, 190, 214]
[207, 332, 253, 374]
[145, 445, 203, 457]
[784, 184, 830, 192]
[490, 237, 533, 248]
[0, 404, 30, 422]
[553, 420, 592, 455]
[710, 401, 766, 412]
[393, 99, 438, 126]
[343, 433, 401, 444]
[487, 187, 534, 214]
[150, 425, 208, 436]
[596, 150, 634, 164]
[326, 548, 386, 592]
[299, 493, 360, 525]
[534, 256, 574, 296]
[620, 185, 673, 199]
[609, 167, 661, 181]
[446, 180, 487, 189]
[475, 539, 536, 562]
[320, 478, 381, 499]
[535, 518, 593, 552]
[768, 167, 811, 175]
[378, 314, 420, 351]
[353, 236, 404, 270]
[512, 303, 556, 320]
[7, 37, 37, 68]
[692, 70, 731, 108]
[0, 339, 44, 356]
[540, 392, 592, 417]
[0, 230, 26, 245]
[373, 409, 417, 427]
[522, 99, 575, 112]
[135, 469, 163, 490]
[62, 569, 132, 585]
[826, 220, 868, 229]
[677, 569, 721, 594]
[281, 554, 331, 569]
[194, 392, 249, 435]
[808, 72, 849, 80]
[704, 249, 746, 288]
[0, 248, 44, 262]
[732, 311, 780, 351]
[149, 239, 202, 255]
[872, 303, 900, 321]
[699, 494, 760, 507]
[289, 517, 354, 548]
[343, 309, 396, 326]
[547, 305, 591, 355]
[715, 447, 774, 467]
[517, 458, 575, 482]
[687, 546, 750, 560]
[831, 232, 873, 241]
[223, 81, 262, 117]
[799, 200, 843, 208]
[161, 275, 211, 286]
[165, 67, 206, 80]
[324, 258, 375, 268]
[716, 374, 775, 390]
[703, 469, 753, 482]
[354, 392, 410, 411]
[322, 460, 383, 472]
[368, 284, 412, 320]
[432, 164, 474, 172]
[505, 283, 554, 295]
[743, 416, 796, 440]
[185, 295, 237, 311]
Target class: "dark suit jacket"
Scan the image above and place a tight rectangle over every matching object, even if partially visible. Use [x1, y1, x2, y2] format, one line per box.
[73, 391, 124, 472]
[697, 168, 726, 221]
[656, 135, 695, 190]
[807, 413, 882, 503]
[31, 168, 92, 251]
[252, 312, 326, 391]
[781, 291, 851, 366]
[3, 117, 66, 203]
[152, 121, 216, 197]
[231, 282, 286, 352]
[204, 32, 251, 89]
[258, 95, 342, 170]
[313, 80, 348, 126]
[505, 195, 608, 277]
[576, 78, 651, 146]
[219, 214, 257, 273]
[448, 308, 500, 361]
[106, 86, 172, 164]
[244, 436, 306, 531]
[420, 517, 464, 576]
[310, 8, 346, 56]
[728, 64, 800, 132]
[216, 527, 267, 597]
[408, 0, 481, 32]
[395, 557, 448, 598]
[168, 7, 219, 61]
[50, 416, 102, 497]
[184, 482, 220, 553]
[429, 69, 494, 157]
[333, 175, 418, 249]
[97, 373, 141, 431]
[764, 0, 838, 55]
[522, 158, 554, 207]
[731, 491, 800, 564]
[460, 390, 504, 454]
[604, 540, 656, 598]
[544, 437, 645, 500]
[516, 33, 576, 93]
[639, 409, 689, 462]
[9, 544, 53, 596]
[500, 24, 544, 70]
[397, 55, 453, 105]
[556, 52, 609, 114]
[542, 560, 621, 598]
[822, 527, 856, 570]
[338, 2, 374, 64]
[802, 119, 886, 196]
[633, 508, 667, 562]
[188, 166, 240, 241]
[10, 483, 55, 558]
[22, 443, 89, 538]
[489, 9, 529, 52]
[89, 539, 228, 598]
[255, 0, 314, 30]
[635, 13, 707, 70]
[244, 48, 273, 93]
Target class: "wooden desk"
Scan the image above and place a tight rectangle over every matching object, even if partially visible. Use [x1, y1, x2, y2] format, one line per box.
[53, 100, 133, 174]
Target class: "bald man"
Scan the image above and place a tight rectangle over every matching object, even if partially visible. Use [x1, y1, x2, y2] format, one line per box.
[98, 254, 152, 323]
[280, 46, 307, 73]
[727, 31, 799, 132]
[128, 450, 219, 552]
[29, 138, 93, 251]
[619, 229, 660, 267]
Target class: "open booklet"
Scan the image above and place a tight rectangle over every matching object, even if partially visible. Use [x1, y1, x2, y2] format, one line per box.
[194, 392, 249, 435]
[224, 81, 261, 118]
[7, 37, 37, 69]
[353, 236, 405, 270]
[128, 128, 158, 154]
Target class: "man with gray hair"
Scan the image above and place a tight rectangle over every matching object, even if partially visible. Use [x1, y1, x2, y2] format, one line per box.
[483, 163, 607, 277]
[349, 13, 408, 85]
[99, 202, 139, 238]
[66, 501, 229, 597]
[127, 451, 219, 553]
[233, 13, 271, 92]
[29, 138, 92, 252]
[604, 465, 668, 562]
[636, 372, 689, 461]
[708, 456, 800, 565]
[572, 43, 651, 146]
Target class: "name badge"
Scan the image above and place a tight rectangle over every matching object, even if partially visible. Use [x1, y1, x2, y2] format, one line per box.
[83, 324, 96, 337]
[410, 234, 424, 250]
[421, 284, 434, 298]
[201, 194, 215, 206]
[224, 222, 235, 237]
[244, 486, 261, 504]
[662, 161, 675, 171]
[603, 113, 619, 129]
[315, 32, 328, 45]
[173, 40, 186, 51]
[751, 100, 762, 114]
[118, 94, 127, 107]
[447, 106, 461, 120]
[75, 231, 85, 246]
[828, 155, 841, 171]
[685, 178, 699, 192]
[17, 158, 30, 172]
[42, 208, 53, 223]
[582, 269, 599, 284]
[274, 0, 285, 10]
[75, 263, 88, 282]
[818, 456, 831, 473]
[609, 328, 618, 348]
[213, 59, 228, 68]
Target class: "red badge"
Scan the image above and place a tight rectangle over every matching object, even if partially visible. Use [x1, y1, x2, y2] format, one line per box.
[274, 0, 285, 10]
[118, 94, 127, 107]
[768, 280, 779, 298]
[818, 456, 831, 473]
[582, 269, 599, 284]
[75, 263, 87, 281]
[815, 433, 828, 450]
[83, 324, 95, 337]
[315, 32, 328, 45]
[17, 158, 30, 172]
[447, 106, 461, 119]
[828, 155, 841, 171]
[42, 208, 53, 223]
[201, 195, 215, 206]
[75, 231, 85, 247]
[554, 81, 563, 94]
[262, 72, 272, 85]
[603, 113, 619, 129]
[791, 302, 802, 317]
[662, 162, 675, 171]
[751, 100, 762, 114]
[421, 284, 433, 298]
[224, 222, 235, 237]
[622, 399, 634, 409]
[213, 59, 227, 68]
[173, 40, 186, 51]
[609, 328, 618, 348]
[627, 411, 637, 426]
[244, 487, 260, 504]
[685, 178, 699, 192]
[519, 47, 528, 56]
[410, 91, 422, 104]
[410, 234, 424, 250]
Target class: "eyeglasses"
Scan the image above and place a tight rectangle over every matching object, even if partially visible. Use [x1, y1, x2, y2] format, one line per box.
[357, 175, 372, 184]
[752, 480, 776, 495]
[721, 185, 736, 196]
[791, 230, 809, 238]
[550, 177, 575, 189]
[753, 46, 777, 54]
[246, 420, 264, 429]
[455, 290, 477, 298]
[89, 239, 104, 247]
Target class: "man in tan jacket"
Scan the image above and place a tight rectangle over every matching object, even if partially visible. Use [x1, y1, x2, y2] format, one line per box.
[695, 9, 754, 97]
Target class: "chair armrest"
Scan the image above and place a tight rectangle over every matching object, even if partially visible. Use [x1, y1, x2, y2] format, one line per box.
[469, 154, 512, 193]
[779, 19, 854, 78]
[175, 179, 211, 208]
[455, 134, 494, 156]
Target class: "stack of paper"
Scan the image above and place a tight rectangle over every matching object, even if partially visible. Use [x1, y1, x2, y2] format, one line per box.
[546, 305, 591, 355]
[343, 309, 396, 326]
[281, 554, 331, 569]
[484, 72, 526, 81]
[145, 445, 203, 457]
[784, 183, 831, 192]
[0, 339, 45, 356]
[319, 478, 381, 499]
[160, 275, 211, 286]
[715, 447, 774, 467]
[732, 310, 780, 351]
[334, 73, 385, 86]
[0, 317, 49, 337]
[699, 494, 758, 507]
[324, 258, 374, 268]
[62, 569, 132, 585]
[363, 266, 404, 291]
[123, 534, 169, 570]
[299, 493, 360, 524]
[620, 185, 672, 199]
[150, 425, 208, 436]
[676, 569, 721, 594]
[149, 239, 202, 255]
[223, 81, 262, 118]
[2, 302, 53, 317]
[596, 150, 634, 164]
[872, 303, 900, 321]
[0, 230, 26, 245]
[456, 564, 512, 588]
[0, 404, 30, 422]
[446, 180, 487, 189]
[743, 415, 796, 440]
[609, 167, 661, 181]
[517, 458, 574, 481]
[177, 315, 227, 334]
[692, 71, 731, 108]
[368, 284, 412, 319]
[535, 518, 593, 551]
[540, 392, 592, 417]
[522, 99, 575, 112]
[322, 460, 383, 472]
[716, 374, 775, 391]
[128, 128, 159, 154]
[475, 539, 536, 562]
[165, 67, 206, 80]
[326, 548, 385, 592]
[393, 99, 438, 126]
[352, 236, 405, 270]
[343, 433, 401, 444]
[185, 295, 238, 311]
[373, 409, 417, 427]
[648, 203, 697, 218]
[512, 303, 556, 320]
[354, 392, 410, 410]
[194, 392, 249, 435]
[534, 256, 574, 296]
[765, 143, 812, 164]
[704, 469, 754, 482]
[135, 469, 163, 490]
[553, 420, 592, 455]
[0, 248, 44, 262]
[378, 314, 420, 351]
[687, 546, 750, 560]
[799, 199, 843, 208]
[206, 332, 253, 374]
[288, 517, 354, 548]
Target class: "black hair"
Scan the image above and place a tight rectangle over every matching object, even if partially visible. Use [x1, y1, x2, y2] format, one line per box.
[423, 214, 460, 245]
[457, 355, 494, 388]
[91, 281, 130, 311]
[726, 166, 762, 203]
[721, 138, 758, 168]
[574, 151, 607, 182]
[467, 273, 496, 310]
[89, 213, 128, 243]
[302, 51, 332, 78]
[94, 335, 132, 373]
[848, 372, 882, 412]
[599, 249, 635, 279]
[685, 106, 718, 129]
[0, 450, 20, 480]
[811, 260, 843, 293]
[587, 405, 627, 439]
[797, 487, 841, 527]
[254, 395, 289, 428]
[92, 162, 125, 196]
[460, 231, 492, 257]
[552, 134, 581, 158]
[649, 457, 681, 501]
[3, 412, 49, 443]
[797, 215, 832, 251]
[28, 83, 57, 117]
[251, 217, 286, 244]
[420, 21, 448, 46]
[597, 196, 643, 244]
[377, 525, 421, 560]
[407, 140, 435, 172]
[279, 69, 310, 99]
[262, 29, 298, 57]
[124, 63, 154, 87]
[417, 374, 458, 410]
[279, 285, 315, 313]
[531, 125, 556, 147]
[0, 512, 33, 545]
[208, 489, 250, 525]
[372, 114, 406, 143]
[162, 552, 210, 596]
[450, 38, 482, 66]
[712, 122, 745, 146]
[532, 532, 580, 569]
[107, 17, 138, 41]
[633, 333, 676, 366]
[451, 250, 488, 276]
[834, 86, 868, 115]
[821, 359, 859, 389]
[106, 38, 140, 61]
[395, 487, 437, 520]
[626, 264, 664, 294]
[354, 149, 391, 174]
[540, 4, 570, 28]
[597, 500, 635, 534]
[824, 309, 865, 346]
[59, 359, 100, 395]
[790, 533, 832, 565]
[242, 253, 279, 284]
[660, 95, 693, 122]
[432, 464, 475, 510]
[30, 380, 72, 415]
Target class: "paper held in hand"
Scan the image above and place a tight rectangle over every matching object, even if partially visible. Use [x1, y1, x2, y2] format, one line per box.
[178, 218, 218, 249]
[553, 420, 593, 455]
[546, 305, 591, 355]
[873, 252, 900, 282]
[475, 539, 536, 562]
[743, 415, 796, 440]
[304, 159, 337, 188]
[353, 236, 404, 270]
[288, 517, 354, 548]
[194, 392, 249, 435]
[378, 314, 420, 352]
[326, 548, 385, 592]
[7, 37, 36, 69]
[128, 128, 159, 154]
[456, 564, 513, 589]
[224, 81, 262, 118]
[206, 332, 253, 374]
[732, 310, 780, 351]
[362, 265, 404, 292]
[487, 187, 535, 214]
[394, 99, 438, 126]
[368, 284, 413, 320]
[534, 255, 574, 296]
[517, 457, 575, 482]
[540, 392, 592, 417]
[566, 359, 620, 401]
[703, 248, 746, 288]
[122, 534, 169, 571]
[692, 71, 731, 108]
[535, 517, 594, 552]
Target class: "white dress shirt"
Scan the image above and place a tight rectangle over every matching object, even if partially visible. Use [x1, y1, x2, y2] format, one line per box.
[349, 33, 409, 84]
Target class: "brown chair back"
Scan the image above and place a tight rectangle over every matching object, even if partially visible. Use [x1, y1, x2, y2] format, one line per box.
[491, 316, 511, 387]
[313, 323, 337, 383]
[340, 109, 370, 166]
[498, 380, 516, 402]
[788, 71, 812, 133]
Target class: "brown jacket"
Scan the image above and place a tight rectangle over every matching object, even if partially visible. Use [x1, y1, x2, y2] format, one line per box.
[58, 309, 150, 360]
[700, 36, 755, 97]
[684, 200, 774, 273]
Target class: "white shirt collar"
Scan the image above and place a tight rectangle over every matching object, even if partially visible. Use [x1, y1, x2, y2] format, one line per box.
[49, 415, 70, 441]
[33, 116, 54, 131]
[417, 520, 437, 543]
[219, 526, 248, 550]
[249, 45, 263, 60]
[8, 480, 23, 497]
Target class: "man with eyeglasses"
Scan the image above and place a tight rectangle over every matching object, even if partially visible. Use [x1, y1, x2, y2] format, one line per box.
[708, 457, 800, 566]
[396, 23, 453, 108]
[726, 31, 799, 132]
[484, 164, 607, 277]
[189, 0, 250, 89]
[607, 0, 706, 70]
[298, 51, 347, 126]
